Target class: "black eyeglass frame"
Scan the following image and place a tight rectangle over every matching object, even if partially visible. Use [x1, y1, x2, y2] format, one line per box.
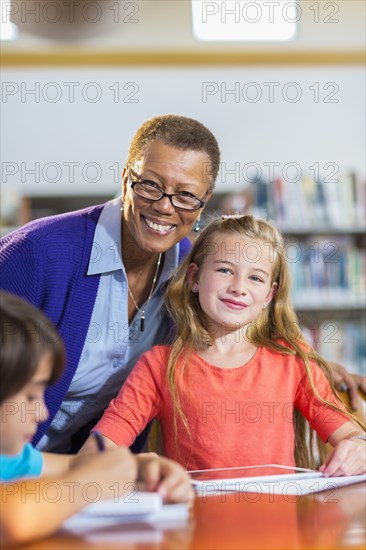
[127, 168, 210, 212]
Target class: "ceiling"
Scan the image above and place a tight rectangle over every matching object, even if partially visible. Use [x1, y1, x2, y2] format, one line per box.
[4, 0, 365, 52]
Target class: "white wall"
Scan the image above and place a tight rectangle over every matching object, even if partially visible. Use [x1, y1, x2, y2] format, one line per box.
[1, 1, 365, 197]
[1, 65, 365, 195]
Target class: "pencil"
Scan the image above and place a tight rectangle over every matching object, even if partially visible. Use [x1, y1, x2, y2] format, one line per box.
[93, 431, 105, 452]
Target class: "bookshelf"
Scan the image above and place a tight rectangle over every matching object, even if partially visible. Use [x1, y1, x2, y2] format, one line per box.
[286, 230, 365, 376]
[0, 194, 113, 238]
[206, 173, 366, 376]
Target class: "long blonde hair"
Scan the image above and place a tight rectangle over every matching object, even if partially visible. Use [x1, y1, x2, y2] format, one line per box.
[165, 215, 363, 468]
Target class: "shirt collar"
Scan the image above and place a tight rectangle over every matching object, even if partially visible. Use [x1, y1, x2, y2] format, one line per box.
[87, 197, 124, 275]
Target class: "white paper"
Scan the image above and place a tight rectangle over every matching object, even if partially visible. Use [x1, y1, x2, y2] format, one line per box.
[79, 491, 163, 517]
[62, 491, 189, 543]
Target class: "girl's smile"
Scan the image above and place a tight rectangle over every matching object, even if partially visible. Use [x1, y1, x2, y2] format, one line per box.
[220, 298, 249, 309]
[188, 233, 277, 336]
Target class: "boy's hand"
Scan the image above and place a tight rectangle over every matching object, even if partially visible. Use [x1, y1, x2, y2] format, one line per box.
[71, 447, 138, 499]
[137, 453, 195, 503]
[319, 439, 366, 477]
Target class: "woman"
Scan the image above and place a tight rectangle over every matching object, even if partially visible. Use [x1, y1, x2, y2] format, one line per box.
[0, 114, 362, 452]
[0, 115, 219, 452]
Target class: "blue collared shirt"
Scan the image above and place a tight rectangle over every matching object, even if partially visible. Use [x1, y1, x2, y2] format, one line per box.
[38, 198, 178, 452]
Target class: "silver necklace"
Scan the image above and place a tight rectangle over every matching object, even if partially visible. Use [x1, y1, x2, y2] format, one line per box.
[127, 253, 162, 332]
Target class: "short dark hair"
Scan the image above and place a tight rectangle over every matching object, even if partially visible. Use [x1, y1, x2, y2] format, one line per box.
[126, 114, 221, 188]
[0, 292, 65, 404]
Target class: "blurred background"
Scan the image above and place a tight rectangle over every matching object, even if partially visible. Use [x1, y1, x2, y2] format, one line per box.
[1, 0, 365, 373]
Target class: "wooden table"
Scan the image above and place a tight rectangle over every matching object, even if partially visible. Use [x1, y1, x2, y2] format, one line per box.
[11, 482, 366, 549]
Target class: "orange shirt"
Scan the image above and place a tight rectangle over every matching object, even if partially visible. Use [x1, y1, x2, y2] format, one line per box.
[94, 345, 349, 470]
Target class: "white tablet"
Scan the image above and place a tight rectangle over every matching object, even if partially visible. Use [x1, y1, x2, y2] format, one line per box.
[189, 464, 323, 488]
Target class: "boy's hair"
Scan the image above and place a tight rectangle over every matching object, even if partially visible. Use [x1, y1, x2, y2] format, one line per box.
[165, 215, 361, 468]
[126, 114, 220, 189]
[0, 292, 65, 404]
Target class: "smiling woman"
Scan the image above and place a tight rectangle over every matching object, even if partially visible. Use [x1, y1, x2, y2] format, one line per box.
[0, 114, 220, 454]
[121, 142, 212, 258]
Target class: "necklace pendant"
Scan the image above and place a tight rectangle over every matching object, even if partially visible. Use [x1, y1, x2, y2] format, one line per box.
[127, 251, 162, 334]
[140, 311, 145, 332]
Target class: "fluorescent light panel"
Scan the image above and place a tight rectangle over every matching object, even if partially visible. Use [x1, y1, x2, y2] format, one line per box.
[1, 0, 19, 40]
[192, 1, 298, 41]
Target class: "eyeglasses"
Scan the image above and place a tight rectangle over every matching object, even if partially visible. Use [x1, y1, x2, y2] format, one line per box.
[127, 168, 209, 211]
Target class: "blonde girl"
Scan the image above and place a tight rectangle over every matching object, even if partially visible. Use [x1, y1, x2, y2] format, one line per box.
[85, 215, 365, 475]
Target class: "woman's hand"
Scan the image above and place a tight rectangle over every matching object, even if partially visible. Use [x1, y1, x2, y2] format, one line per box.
[136, 453, 195, 504]
[329, 362, 366, 411]
[319, 439, 366, 476]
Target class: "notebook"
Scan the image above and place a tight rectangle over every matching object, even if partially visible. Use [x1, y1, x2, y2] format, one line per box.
[63, 491, 189, 544]
[77, 491, 164, 517]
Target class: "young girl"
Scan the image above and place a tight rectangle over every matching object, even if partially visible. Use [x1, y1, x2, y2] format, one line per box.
[84, 215, 365, 475]
[0, 292, 193, 544]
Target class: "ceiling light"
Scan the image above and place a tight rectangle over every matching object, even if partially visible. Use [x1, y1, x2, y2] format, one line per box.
[1, 1, 19, 40]
[192, 1, 298, 41]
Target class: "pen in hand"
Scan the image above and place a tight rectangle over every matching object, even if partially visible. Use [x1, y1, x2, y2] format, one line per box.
[93, 431, 105, 452]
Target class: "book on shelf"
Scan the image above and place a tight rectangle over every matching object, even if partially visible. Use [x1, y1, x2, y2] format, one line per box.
[289, 236, 365, 306]
[222, 171, 365, 231]
[302, 321, 366, 376]
[264, 172, 365, 230]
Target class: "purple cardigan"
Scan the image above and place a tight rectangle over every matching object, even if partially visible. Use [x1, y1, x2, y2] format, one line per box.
[0, 204, 191, 447]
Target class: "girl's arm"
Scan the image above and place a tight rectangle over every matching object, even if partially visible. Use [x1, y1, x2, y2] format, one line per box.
[78, 350, 194, 503]
[1, 447, 137, 545]
[320, 421, 366, 476]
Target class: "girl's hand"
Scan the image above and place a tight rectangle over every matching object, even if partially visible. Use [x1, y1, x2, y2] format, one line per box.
[136, 453, 195, 504]
[319, 439, 366, 477]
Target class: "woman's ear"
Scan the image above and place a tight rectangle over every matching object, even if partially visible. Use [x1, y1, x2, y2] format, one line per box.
[187, 263, 199, 292]
[121, 166, 129, 201]
[201, 190, 213, 214]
